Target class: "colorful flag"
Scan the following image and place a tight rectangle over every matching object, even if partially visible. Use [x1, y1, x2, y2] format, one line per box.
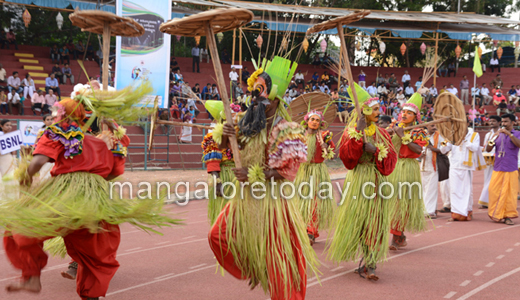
[473, 46, 483, 78]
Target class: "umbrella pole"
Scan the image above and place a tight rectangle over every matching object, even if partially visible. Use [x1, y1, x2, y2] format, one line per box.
[102, 23, 111, 89]
[204, 22, 242, 168]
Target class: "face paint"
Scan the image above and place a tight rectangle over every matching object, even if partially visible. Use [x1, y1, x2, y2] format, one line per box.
[367, 105, 380, 123]
[308, 115, 321, 130]
[402, 110, 416, 124]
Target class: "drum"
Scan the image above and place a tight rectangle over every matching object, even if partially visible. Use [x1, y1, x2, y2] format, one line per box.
[483, 153, 495, 166]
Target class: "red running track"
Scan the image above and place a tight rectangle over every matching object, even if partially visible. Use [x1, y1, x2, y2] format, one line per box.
[1, 171, 520, 300]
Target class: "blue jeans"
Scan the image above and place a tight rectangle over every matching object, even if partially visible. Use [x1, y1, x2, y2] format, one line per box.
[0, 103, 7, 114]
[8, 86, 23, 94]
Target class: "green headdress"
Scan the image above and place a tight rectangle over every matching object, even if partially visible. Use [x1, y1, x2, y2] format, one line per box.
[205, 100, 224, 121]
[402, 92, 423, 122]
[248, 56, 298, 102]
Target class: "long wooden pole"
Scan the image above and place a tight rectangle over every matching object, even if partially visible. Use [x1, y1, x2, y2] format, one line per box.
[205, 23, 242, 168]
[337, 24, 361, 116]
[156, 120, 213, 130]
[102, 23, 111, 89]
[433, 31, 439, 87]
[403, 116, 459, 131]
[239, 29, 243, 86]
[232, 29, 236, 65]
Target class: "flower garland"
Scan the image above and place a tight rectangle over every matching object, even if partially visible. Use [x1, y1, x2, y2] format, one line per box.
[347, 123, 377, 141]
[401, 133, 412, 145]
[375, 142, 388, 161]
[247, 163, 265, 184]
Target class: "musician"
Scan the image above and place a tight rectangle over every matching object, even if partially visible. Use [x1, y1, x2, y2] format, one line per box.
[441, 125, 485, 221]
[485, 114, 520, 225]
[419, 118, 445, 219]
[478, 115, 501, 209]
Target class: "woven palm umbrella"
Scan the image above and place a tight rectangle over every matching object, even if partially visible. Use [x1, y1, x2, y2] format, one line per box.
[158, 8, 253, 168]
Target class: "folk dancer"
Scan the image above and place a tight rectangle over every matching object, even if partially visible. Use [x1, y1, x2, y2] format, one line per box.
[387, 93, 429, 250]
[294, 109, 335, 245]
[208, 57, 318, 300]
[479, 115, 501, 209]
[328, 83, 397, 281]
[486, 114, 520, 225]
[441, 126, 485, 221]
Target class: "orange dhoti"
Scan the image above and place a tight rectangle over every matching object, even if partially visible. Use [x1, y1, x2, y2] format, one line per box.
[208, 203, 307, 300]
[4, 223, 121, 300]
[488, 170, 519, 222]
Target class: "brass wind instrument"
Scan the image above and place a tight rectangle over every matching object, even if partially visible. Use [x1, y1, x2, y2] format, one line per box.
[488, 127, 503, 147]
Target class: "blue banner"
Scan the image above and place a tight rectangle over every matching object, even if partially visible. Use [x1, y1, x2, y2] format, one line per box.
[116, 0, 171, 108]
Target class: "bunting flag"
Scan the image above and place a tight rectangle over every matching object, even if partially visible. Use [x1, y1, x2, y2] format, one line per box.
[472, 46, 483, 78]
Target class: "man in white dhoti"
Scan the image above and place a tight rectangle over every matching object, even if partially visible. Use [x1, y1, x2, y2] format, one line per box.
[441, 127, 485, 221]
[420, 121, 445, 218]
[479, 115, 501, 208]
[439, 179, 450, 213]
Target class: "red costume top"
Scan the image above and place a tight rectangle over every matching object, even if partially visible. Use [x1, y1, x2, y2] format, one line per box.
[339, 126, 397, 176]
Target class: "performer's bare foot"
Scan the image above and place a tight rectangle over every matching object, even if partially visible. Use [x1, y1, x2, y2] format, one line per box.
[6, 276, 41, 293]
[61, 262, 78, 280]
[366, 267, 379, 281]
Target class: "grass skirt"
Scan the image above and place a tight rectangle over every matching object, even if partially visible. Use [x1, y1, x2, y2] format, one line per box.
[218, 180, 319, 298]
[0, 172, 181, 238]
[327, 162, 393, 268]
[293, 162, 334, 230]
[388, 158, 427, 233]
[208, 161, 235, 225]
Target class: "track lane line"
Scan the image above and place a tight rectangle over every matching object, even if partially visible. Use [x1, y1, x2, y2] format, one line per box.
[456, 266, 520, 300]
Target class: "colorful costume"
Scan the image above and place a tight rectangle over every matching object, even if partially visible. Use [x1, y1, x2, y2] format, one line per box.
[0, 83, 179, 299]
[208, 57, 318, 299]
[327, 85, 397, 279]
[294, 109, 335, 243]
[488, 130, 520, 222]
[202, 101, 235, 224]
[389, 93, 428, 248]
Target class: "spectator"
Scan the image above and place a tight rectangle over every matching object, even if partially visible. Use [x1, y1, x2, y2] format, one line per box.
[427, 84, 438, 104]
[477, 105, 487, 116]
[459, 75, 470, 104]
[309, 72, 319, 86]
[66, 39, 75, 56]
[229, 67, 238, 84]
[171, 57, 180, 73]
[7, 71, 23, 94]
[312, 53, 321, 68]
[200, 48, 210, 63]
[392, 103, 401, 120]
[289, 86, 299, 99]
[288, 80, 297, 90]
[174, 70, 184, 84]
[404, 85, 414, 98]
[379, 115, 392, 129]
[192, 45, 200, 73]
[496, 100, 508, 115]
[221, 49, 231, 64]
[50, 45, 60, 64]
[358, 70, 366, 88]
[52, 63, 63, 83]
[85, 43, 95, 61]
[468, 106, 477, 123]
[45, 73, 61, 100]
[438, 63, 448, 77]
[170, 98, 180, 119]
[516, 85, 520, 100]
[447, 84, 458, 96]
[491, 74, 504, 89]
[45, 89, 57, 107]
[489, 55, 500, 73]
[508, 85, 518, 104]
[7, 89, 22, 115]
[366, 82, 377, 97]
[415, 76, 423, 91]
[401, 70, 411, 88]
[242, 67, 251, 82]
[447, 62, 456, 77]
[61, 63, 74, 85]
[471, 84, 482, 106]
[0, 90, 6, 114]
[22, 74, 35, 99]
[0, 31, 7, 49]
[95, 48, 103, 67]
[319, 82, 330, 94]
[171, 82, 181, 97]
[294, 70, 304, 89]
[202, 83, 211, 100]
[6, 29, 18, 50]
[389, 73, 399, 91]
[376, 74, 385, 86]
[31, 89, 47, 115]
[377, 83, 388, 101]
[439, 85, 447, 94]
[59, 45, 70, 64]
[74, 41, 85, 60]
[492, 87, 506, 105]
[507, 100, 516, 113]
[283, 92, 292, 104]
[211, 84, 220, 100]
[321, 71, 331, 87]
[336, 101, 349, 123]
[481, 83, 492, 105]
[192, 83, 201, 99]
[0, 63, 6, 84]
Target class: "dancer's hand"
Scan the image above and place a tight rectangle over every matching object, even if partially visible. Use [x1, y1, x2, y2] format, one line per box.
[215, 182, 223, 197]
[232, 167, 249, 182]
[394, 126, 405, 138]
[356, 117, 367, 132]
[364, 142, 377, 154]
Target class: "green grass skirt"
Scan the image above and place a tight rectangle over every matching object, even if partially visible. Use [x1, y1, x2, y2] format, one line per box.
[208, 161, 235, 225]
[0, 172, 182, 238]
[388, 158, 427, 233]
[327, 162, 393, 268]
[293, 162, 334, 230]
[218, 179, 319, 298]
[43, 236, 67, 258]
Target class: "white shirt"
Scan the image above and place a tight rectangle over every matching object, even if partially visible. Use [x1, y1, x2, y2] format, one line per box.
[23, 78, 34, 87]
[405, 86, 414, 95]
[483, 129, 496, 155]
[7, 93, 20, 104]
[229, 71, 238, 81]
[396, 94, 406, 106]
[429, 87, 438, 96]
[447, 87, 458, 95]
[377, 85, 387, 94]
[366, 85, 377, 96]
[295, 73, 304, 80]
[402, 74, 411, 82]
[422, 132, 445, 172]
[481, 87, 490, 96]
[440, 129, 480, 171]
[490, 58, 499, 65]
